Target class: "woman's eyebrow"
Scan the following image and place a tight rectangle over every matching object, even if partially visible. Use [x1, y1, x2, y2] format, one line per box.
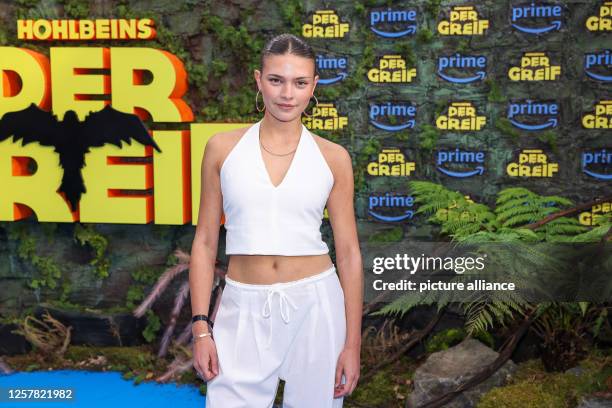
[266, 74, 311, 80]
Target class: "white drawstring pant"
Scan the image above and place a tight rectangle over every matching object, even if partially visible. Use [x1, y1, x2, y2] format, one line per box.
[205, 265, 347, 408]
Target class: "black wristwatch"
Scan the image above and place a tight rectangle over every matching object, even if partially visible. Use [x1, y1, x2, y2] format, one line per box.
[192, 314, 214, 327]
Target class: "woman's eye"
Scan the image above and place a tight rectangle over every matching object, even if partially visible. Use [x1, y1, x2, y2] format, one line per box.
[270, 78, 280, 84]
[297, 81, 307, 86]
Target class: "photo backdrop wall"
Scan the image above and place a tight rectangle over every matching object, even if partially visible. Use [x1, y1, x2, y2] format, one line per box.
[0, 0, 609, 322]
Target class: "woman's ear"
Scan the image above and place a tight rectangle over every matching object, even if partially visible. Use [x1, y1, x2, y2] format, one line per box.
[313, 74, 319, 91]
[254, 69, 261, 88]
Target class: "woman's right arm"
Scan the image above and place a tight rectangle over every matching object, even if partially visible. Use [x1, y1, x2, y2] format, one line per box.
[189, 133, 224, 381]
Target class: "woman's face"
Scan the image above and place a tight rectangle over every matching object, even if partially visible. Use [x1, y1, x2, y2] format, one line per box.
[254, 53, 318, 121]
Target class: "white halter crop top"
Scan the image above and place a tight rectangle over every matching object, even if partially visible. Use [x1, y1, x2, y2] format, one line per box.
[220, 120, 334, 255]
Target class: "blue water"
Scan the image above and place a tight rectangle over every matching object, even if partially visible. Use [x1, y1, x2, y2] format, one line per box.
[0, 369, 205, 407]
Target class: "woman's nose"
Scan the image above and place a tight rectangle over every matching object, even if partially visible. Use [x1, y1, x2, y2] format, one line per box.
[280, 83, 293, 99]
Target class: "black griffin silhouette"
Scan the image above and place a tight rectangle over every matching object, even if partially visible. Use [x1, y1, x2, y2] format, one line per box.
[0, 103, 162, 211]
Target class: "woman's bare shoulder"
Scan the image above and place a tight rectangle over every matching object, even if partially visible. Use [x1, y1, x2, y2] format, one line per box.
[207, 126, 251, 170]
[309, 131, 351, 173]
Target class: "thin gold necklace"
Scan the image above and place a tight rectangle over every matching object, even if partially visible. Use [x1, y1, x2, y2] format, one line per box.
[258, 125, 299, 157]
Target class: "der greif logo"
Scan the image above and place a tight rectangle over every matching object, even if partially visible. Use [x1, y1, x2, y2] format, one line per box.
[586, 2, 612, 31]
[582, 100, 612, 129]
[506, 149, 559, 177]
[367, 55, 417, 83]
[438, 5, 489, 35]
[301, 103, 348, 131]
[302, 10, 349, 38]
[579, 201, 612, 225]
[435, 102, 486, 131]
[367, 148, 416, 177]
[508, 52, 561, 81]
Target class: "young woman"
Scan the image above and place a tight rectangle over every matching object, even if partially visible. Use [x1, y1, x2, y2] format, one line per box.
[189, 33, 363, 407]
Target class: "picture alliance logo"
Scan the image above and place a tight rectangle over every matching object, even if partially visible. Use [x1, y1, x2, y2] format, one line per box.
[437, 53, 487, 84]
[436, 149, 485, 178]
[369, 102, 416, 131]
[510, 2, 564, 34]
[368, 193, 415, 222]
[368, 8, 417, 38]
[316, 54, 348, 85]
[507, 100, 559, 131]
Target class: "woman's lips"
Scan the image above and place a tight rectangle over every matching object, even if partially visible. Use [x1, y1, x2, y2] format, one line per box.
[277, 103, 296, 110]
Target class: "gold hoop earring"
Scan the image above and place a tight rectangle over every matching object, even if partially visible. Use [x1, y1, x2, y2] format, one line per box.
[302, 94, 319, 118]
[255, 89, 265, 112]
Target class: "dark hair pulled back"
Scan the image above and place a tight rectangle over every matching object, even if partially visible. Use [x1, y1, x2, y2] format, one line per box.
[260, 33, 318, 77]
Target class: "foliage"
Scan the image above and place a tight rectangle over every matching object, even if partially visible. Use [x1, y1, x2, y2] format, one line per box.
[425, 328, 466, 353]
[495, 117, 520, 139]
[7, 223, 66, 297]
[537, 130, 558, 154]
[424, 327, 495, 353]
[126, 264, 166, 309]
[142, 309, 161, 343]
[485, 79, 507, 103]
[373, 182, 605, 341]
[73, 224, 110, 279]
[477, 350, 612, 407]
[416, 28, 434, 44]
[418, 124, 439, 151]
[354, 137, 381, 193]
[349, 364, 413, 407]
[368, 226, 403, 243]
[424, 0, 442, 19]
[275, 0, 303, 36]
[531, 302, 610, 372]
[60, 0, 89, 18]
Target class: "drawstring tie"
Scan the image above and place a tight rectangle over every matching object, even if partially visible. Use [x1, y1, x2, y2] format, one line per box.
[261, 287, 298, 348]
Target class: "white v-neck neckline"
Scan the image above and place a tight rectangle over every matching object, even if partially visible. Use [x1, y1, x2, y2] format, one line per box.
[255, 121, 306, 190]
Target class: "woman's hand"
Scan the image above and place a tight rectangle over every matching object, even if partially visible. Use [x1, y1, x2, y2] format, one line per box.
[334, 345, 360, 398]
[193, 336, 219, 381]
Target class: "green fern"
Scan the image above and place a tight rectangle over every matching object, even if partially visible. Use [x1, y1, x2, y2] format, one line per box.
[375, 182, 609, 340]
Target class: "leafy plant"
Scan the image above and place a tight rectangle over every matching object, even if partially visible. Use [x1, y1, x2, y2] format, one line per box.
[374, 182, 610, 356]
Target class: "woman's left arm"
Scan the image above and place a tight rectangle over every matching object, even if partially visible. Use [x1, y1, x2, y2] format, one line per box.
[325, 144, 363, 398]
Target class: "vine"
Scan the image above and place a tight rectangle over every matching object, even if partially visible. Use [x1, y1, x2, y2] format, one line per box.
[6, 222, 68, 300]
[73, 223, 110, 279]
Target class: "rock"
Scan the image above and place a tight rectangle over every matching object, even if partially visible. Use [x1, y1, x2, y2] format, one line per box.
[565, 365, 587, 377]
[576, 396, 612, 408]
[167, 11, 201, 36]
[406, 338, 517, 408]
[0, 323, 31, 355]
